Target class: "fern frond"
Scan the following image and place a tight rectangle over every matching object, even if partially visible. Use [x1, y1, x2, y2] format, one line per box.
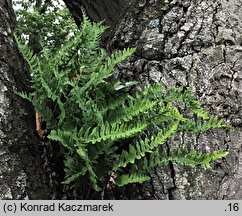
[140, 148, 228, 171]
[17, 91, 32, 101]
[178, 116, 230, 133]
[15, 9, 230, 192]
[168, 148, 228, 168]
[79, 120, 148, 144]
[15, 34, 40, 73]
[62, 172, 82, 185]
[153, 102, 187, 125]
[81, 48, 136, 93]
[165, 87, 209, 119]
[116, 173, 150, 187]
[99, 96, 127, 115]
[48, 129, 77, 150]
[109, 98, 158, 124]
[139, 82, 163, 100]
[62, 155, 87, 184]
[114, 121, 179, 170]
[89, 141, 118, 161]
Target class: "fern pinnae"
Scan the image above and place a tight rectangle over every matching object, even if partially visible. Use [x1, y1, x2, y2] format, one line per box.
[15, 34, 41, 73]
[178, 116, 230, 133]
[16, 10, 230, 192]
[80, 121, 148, 144]
[139, 147, 228, 171]
[165, 87, 209, 119]
[116, 173, 150, 187]
[80, 48, 136, 94]
[114, 121, 180, 170]
[109, 98, 158, 124]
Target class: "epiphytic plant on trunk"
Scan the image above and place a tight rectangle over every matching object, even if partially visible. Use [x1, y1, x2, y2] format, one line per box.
[15, 12, 230, 192]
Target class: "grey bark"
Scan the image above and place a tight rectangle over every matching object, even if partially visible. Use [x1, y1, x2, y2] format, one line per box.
[63, 0, 129, 27]
[65, 0, 242, 200]
[0, 0, 50, 199]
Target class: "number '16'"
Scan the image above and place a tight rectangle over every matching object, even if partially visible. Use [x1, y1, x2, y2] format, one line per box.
[228, 203, 239, 211]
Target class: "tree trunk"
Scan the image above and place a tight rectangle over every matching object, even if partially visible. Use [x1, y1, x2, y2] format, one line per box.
[0, 0, 50, 199]
[63, 0, 129, 27]
[65, 0, 242, 199]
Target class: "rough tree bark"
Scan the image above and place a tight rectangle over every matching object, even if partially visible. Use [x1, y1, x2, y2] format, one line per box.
[63, 0, 129, 27]
[64, 0, 242, 199]
[0, 0, 50, 199]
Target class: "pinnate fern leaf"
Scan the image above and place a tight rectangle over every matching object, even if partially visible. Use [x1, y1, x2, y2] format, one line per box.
[15, 10, 230, 192]
[79, 121, 148, 144]
[140, 148, 228, 171]
[116, 173, 150, 187]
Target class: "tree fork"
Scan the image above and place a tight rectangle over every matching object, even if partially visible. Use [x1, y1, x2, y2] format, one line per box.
[63, 0, 129, 27]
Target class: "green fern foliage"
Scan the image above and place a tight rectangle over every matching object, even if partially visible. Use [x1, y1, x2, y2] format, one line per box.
[178, 116, 232, 133]
[139, 148, 228, 171]
[15, 34, 40, 73]
[116, 173, 150, 187]
[16, 11, 230, 192]
[114, 121, 180, 171]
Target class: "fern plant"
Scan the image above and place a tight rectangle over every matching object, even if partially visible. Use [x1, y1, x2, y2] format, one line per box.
[15, 11, 230, 192]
